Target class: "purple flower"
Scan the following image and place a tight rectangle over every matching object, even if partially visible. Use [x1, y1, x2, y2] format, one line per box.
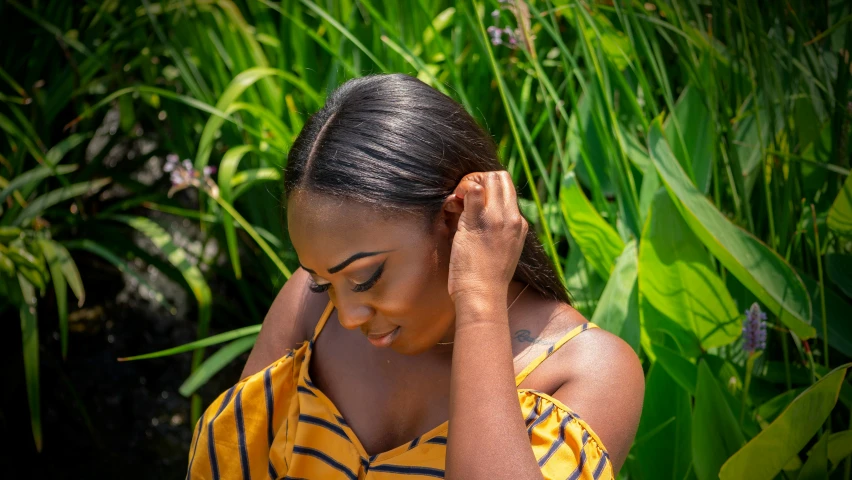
[742, 303, 768, 353]
[487, 25, 503, 46]
[162, 154, 218, 197]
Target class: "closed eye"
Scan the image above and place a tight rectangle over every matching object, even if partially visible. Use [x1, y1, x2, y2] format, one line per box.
[352, 261, 385, 293]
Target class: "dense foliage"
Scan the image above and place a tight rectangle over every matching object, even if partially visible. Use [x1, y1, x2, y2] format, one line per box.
[1, 0, 851, 478]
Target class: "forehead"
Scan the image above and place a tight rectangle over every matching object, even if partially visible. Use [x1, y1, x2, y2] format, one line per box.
[286, 190, 428, 271]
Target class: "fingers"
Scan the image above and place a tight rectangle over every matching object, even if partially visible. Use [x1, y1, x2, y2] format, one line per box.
[451, 171, 520, 226]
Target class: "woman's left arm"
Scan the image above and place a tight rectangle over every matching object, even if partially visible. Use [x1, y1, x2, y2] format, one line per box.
[442, 171, 544, 479]
[442, 171, 645, 479]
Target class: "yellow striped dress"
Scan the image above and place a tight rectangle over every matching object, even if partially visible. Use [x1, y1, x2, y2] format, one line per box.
[187, 300, 614, 479]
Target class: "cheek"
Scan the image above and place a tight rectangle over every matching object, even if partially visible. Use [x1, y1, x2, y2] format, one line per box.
[384, 244, 449, 323]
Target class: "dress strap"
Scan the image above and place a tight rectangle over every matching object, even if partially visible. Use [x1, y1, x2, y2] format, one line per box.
[311, 300, 336, 342]
[514, 322, 600, 386]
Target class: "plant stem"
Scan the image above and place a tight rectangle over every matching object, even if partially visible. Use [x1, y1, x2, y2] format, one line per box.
[810, 204, 829, 369]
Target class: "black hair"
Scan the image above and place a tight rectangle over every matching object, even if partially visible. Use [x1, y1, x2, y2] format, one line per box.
[284, 73, 570, 305]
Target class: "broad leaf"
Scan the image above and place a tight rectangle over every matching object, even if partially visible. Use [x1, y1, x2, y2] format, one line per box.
[827, 174, 852, 238]
[719, 363, 851, 479]
[591, 240, 640, 352]
[648, 119, 814, 339]
[693, 360, 747, 480]
[639, 190, 740, 349]
[633, 364, 693, 480]
[559, 171, 624, 280]
[652, 343, 698, 395]
[798, 433, 829, 480]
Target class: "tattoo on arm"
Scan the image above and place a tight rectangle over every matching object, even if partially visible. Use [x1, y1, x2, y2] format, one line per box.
[513, 329, 546, 344]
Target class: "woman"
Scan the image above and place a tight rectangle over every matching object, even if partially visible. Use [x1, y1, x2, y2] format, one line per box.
[186, 74, 644, 479]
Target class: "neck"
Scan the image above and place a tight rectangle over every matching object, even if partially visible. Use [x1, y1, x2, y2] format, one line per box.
[436, 281, 528, 346]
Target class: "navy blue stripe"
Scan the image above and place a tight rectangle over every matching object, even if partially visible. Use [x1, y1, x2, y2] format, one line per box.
[582, 323, 589, 331]
[235, 389, 252, 480]
[592, 451, 610, 479]
[292, 446, 357, 480]
[527, 404, 555, 438]
[369, 454, 378, 463]
[425, 436, 447, 445]
[185, 412, 205, 479]
[297, 385, 317, 396]
[566, 431, 591, 480]
[264, 368, 275, 445]
[361, 457, 371, 473]
[263, 368, 278, 480]
[298, 414, 349, 441]
[525, 396, 541, 427]
[335, 415, 348, 426]
[546, 344, 555, 355]
[538, 415, 571, 467]
[409, 435, 420, 450]
[208, 387, 236, 480]
[369, 464, 445, 478]
[304, 377, 316, 389]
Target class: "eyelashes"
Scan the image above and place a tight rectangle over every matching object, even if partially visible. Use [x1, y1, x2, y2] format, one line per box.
[309, 261, 385, 294]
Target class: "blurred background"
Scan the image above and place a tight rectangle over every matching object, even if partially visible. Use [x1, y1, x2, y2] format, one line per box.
[1, 0, 851, 478]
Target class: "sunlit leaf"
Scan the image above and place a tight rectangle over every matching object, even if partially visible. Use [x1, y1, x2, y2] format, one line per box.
[560, 171, 624, 280]
[719, 363, 851, 479]
[649, 118, 814, 338]
[590, 240, 639, 352]
[827, 174, 852, 238]
[639, 190, 741, 349]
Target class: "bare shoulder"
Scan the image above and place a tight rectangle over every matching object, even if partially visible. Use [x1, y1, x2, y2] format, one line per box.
[239, 267, 331, 379]
[548, 304, 645, 476]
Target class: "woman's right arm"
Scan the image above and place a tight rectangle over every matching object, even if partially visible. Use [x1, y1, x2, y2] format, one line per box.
[239, 267, 328, 379]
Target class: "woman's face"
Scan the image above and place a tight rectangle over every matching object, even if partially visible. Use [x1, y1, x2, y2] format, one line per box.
[287, 189, 458, 355]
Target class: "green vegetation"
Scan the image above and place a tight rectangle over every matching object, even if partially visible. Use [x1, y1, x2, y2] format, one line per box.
[1, 0, 851, 478]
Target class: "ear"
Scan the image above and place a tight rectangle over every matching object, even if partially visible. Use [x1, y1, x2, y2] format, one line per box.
[436, 193, 464, 240]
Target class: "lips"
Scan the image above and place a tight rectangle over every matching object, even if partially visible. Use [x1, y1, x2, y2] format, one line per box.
[366, 327, 400, 348]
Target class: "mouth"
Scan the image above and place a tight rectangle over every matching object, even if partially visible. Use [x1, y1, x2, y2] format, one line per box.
[366, 327, 400, 348]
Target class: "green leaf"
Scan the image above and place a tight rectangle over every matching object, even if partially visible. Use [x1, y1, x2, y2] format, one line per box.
[826, 253, 852, 298]
[826, 430, 852, 469]
[178, 335, 257, 397]
[217, 145, 255, 279]
[665, 85, 714, 194]
[639, 190, 741, 349]
[648, 118, 815, 339]
[653, 343, 698, 395]
[18, 274, 41, 452]
[633, 364, 693, 480]
[590, 240, 640, 352]
[693, 360, 747, 480]
[559, 171, 624, 280]
[827, 170, 852, 238]
[119, 325, 261, 361]
[0, 164, 78, 205]
[64, 239, 172, 309]
[39, 239, 84, 359]
[756, 388, 806, 425]
[13, 178, 111, 226]
[719, 363, 852, 479]
[798, 432, 829, 480]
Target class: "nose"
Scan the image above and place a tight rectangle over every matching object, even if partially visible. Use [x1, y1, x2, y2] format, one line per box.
[332, 291, 374, 330]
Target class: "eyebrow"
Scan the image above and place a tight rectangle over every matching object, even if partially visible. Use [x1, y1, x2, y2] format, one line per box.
[299, 250, 391, 275]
